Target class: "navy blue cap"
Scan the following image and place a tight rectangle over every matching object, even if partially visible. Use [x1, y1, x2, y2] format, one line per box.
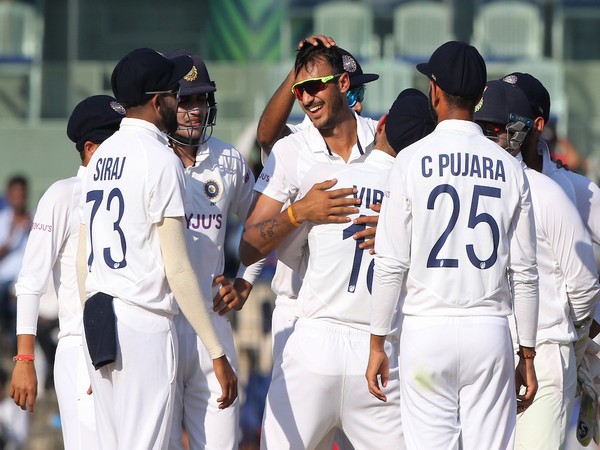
[417, 41, 486, 98]
[473, 80, 533, 126]
[165, 49, 216, 96]
[339, 47, 379, 89]
[111, 48, 193, 107]
[67, 95, 125, 152]
[385, 88, 436, 153]
[502, 72, 550, 122]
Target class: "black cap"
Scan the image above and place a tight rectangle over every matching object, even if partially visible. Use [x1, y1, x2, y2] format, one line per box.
[473, 80, 533, 126]
[165, 49, 216, 97]
[501, 72, 550, 122]
[417, 41, 486, 98]
[385, 88, 436, 153]
[111, 47, 193, 107]
[67, 95, 125, 152]
[339, 47, 379, 89]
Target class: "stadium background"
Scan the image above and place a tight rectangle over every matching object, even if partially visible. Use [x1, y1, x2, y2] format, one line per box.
[1, 0, 600, 448]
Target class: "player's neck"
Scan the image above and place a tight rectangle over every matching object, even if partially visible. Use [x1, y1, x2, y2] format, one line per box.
[321, 113, 358, 162]
[172, 143, 197, 168]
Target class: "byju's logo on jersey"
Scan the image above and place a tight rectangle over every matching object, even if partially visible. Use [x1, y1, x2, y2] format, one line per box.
[204, 179, 221, 204]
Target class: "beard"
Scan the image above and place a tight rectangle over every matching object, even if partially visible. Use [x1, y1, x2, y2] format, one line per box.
[159, 99, 179, 134]
[428, 88, 438, 123]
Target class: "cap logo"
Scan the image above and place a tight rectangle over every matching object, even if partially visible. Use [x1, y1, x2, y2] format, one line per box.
[474, 86, 487, 112]
[184, 65, 198, 82]
[502, 75, 518, 85]
[204, 179, 221, 203]
[110, 101, 126, 115]
[342, 55, 357, 73]
[431, 74, 437, 82]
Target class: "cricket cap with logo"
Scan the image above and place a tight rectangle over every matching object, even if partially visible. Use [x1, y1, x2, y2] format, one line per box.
[473, 79, 533, 126]
[501, 72, 550, 122]
[417, 41, 487, 98]
[385, 88, 436, 153]
[164, 49, 216, 96]
[111, 47, 193, 107]
[67, 95, 126, 152]
[339, 48, 379, 89]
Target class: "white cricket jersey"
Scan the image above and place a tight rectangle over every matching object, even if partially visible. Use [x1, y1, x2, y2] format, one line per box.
[371, 120, 539, 347]
[538, 141, 600, 245]
[255, 112, 377, 298]
[181, 136, 258, 306]
[80, 118, 185, 314]
[15, 166, 85, 339]
[523, 164, 599, 344]
[279, 151, 393, 333]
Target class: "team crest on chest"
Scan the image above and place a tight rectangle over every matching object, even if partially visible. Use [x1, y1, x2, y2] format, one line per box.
[204, 179, 221, 204]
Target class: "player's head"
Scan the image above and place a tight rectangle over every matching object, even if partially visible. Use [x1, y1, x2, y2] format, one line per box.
[381, 88, 436, 154]
[110, 47, 192, 133]
[501, 72, 550, 124]
[338, 47, 379, 115]
[292, 42, 351, 130]
[473, 79, 534, 156]
[164, 50, 217, 147]
[67, 95, 125, 163]
[417, 41, 486, 120]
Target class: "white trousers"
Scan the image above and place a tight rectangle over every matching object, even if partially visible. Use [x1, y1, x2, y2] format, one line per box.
[169, 312, 239, 450]
[515, 341, 576, 450]
[84, 299, 177, 450]
[400, 315, 515, 450]
[261, 318, 405, 450]
[55, 335, 97, 450]
[271, 295, 297, 366]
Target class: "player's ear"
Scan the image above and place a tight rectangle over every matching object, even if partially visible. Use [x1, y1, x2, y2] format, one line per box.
[376, 114, 388, 135]
[533, 116, 544, 134]
[338, 72, 350, 94]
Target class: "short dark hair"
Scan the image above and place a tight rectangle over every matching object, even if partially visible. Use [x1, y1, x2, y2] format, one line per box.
[7, 174, 28, 190]
[443, 91, 480, 113]
[294, 42, 344, 78]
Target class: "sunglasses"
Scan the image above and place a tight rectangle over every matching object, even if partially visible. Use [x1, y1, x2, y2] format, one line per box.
[479, 123, 505, 140]
[346, 85, 365, 108]
[291, 73, 343, 100]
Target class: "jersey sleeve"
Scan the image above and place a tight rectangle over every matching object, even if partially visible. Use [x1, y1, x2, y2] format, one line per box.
[371, 161, 411, 336]
[148, 152, 186, 223]
[507, 172, 539, 348]
[538, 179, 600, 322]
[15, 180, 73, 335]
[254, 141, 296, 203]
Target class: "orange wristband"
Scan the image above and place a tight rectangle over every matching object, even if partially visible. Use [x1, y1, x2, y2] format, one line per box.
[13, 354, 35, 362]
[287, 205, 301, 227]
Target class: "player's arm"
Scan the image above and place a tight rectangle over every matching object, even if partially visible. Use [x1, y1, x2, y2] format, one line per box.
[11, 184, 72, 413]
[10, 334, 37, 414]
[508, 175, 539, 411]
[240, 180, 359, 266]
[158, 217, 237, 409]
[256, 35, 336, 156]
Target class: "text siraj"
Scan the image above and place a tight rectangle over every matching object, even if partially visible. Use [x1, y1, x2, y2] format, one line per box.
[93, 157, 127, 181]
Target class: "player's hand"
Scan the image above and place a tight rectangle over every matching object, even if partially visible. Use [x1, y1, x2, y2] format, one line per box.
[213, 275, 252, 316]
[213, 355, 238, 409]
[87, 385, 93, 395]
[293, 179, 359, 224]
[298, 35, 336, 50]
[9, 361, 38, 414]
[353, 203, 381, 254]
[515, 355, 537, 414]
[366, 337, 389, 403]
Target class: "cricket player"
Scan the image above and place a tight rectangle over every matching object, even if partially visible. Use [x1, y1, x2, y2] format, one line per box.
[77, 48, 236, 450]
[261, 88, 434, 449]
[474, 79, 600, 450]
[164, 49, 261, 450]
[367, 41, 539, 450]
[10, 95, 124, 449]
[240, 40, 378, 330]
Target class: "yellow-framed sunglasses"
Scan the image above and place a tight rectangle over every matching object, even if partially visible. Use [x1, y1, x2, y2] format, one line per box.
[291, 73, 344, 100]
